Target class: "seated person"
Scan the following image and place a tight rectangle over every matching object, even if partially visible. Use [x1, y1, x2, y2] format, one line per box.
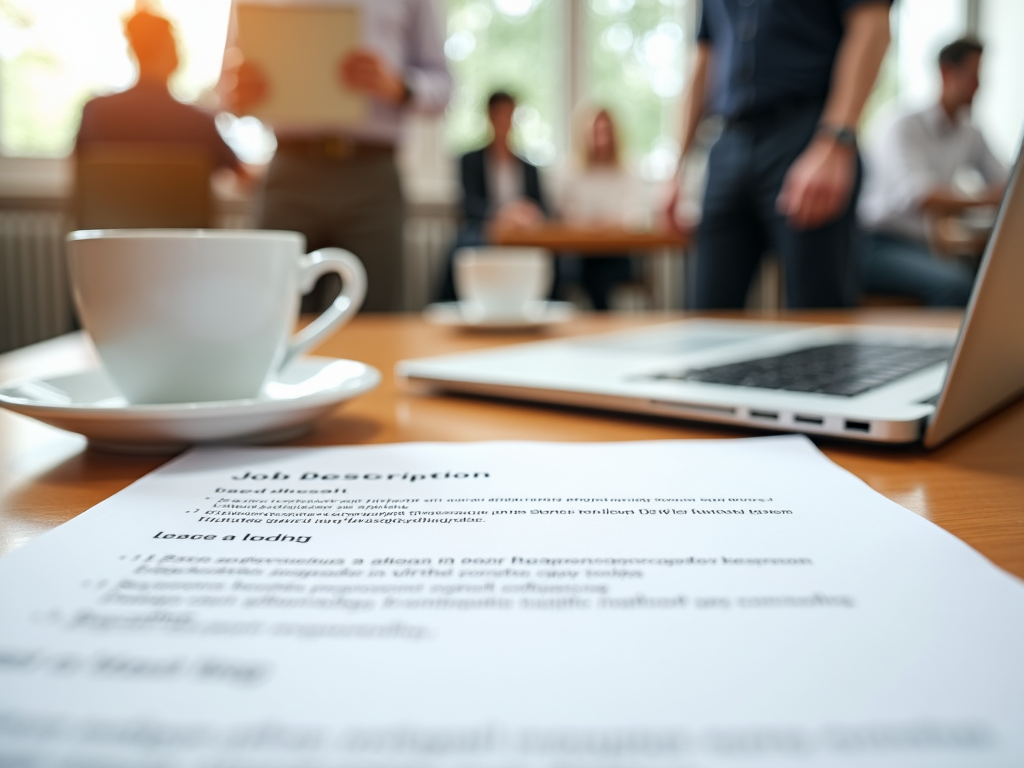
[559, 106, 644, 311]
[439, 90, 547, 302]
[858, 37, 1007, 306]
[76, 9, 241, 176]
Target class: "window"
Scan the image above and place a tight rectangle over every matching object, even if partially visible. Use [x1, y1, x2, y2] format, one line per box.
[444, 0, 693, 179]
[585, 0, 691, 179]
[864, 0, 1021, 164]
[892, 0, 969, 109]
[976, 0, 1024, 162]
[4, 0, 1016, 178]
[0, 0, 232, 157]
[444, 0, 563, 166]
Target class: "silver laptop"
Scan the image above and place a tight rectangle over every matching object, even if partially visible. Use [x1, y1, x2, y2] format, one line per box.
[398, 142, 1024, 447]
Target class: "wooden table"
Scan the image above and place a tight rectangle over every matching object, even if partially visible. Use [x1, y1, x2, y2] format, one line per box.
[2, 311, 1023, 580]
[491, 223, 690, 308]
[930, 212, 992, 258]
[492, 223, 688, 254]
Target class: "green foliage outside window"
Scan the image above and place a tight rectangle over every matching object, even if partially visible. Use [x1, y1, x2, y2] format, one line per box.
[444, 0, 690, 178]
[586, 0, 689, 177]
[444, 0, 563, 165]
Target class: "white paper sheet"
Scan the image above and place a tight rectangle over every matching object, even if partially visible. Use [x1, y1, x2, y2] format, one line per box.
[236, 4, 366, 130]
[1, 437, 1022, 767]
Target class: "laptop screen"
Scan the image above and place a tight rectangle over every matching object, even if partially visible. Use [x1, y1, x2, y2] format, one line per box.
[924, 137, 1024, 447]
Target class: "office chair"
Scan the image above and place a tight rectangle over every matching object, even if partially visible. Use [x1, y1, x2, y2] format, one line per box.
[73, 143, 214, 230]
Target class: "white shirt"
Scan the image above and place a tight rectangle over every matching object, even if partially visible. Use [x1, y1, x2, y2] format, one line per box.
[486, 154, 522, 211]
[559, 166, 649, 228]
[859, 103, 1008, 243]
[227, 0, 451, 144]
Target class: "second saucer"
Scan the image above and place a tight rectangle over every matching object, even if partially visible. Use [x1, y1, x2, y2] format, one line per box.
[423, 301, 575, 331]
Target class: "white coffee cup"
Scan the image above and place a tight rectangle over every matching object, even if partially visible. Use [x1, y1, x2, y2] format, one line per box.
[67, 229, 366, 404]
[453, 247, 552, 320]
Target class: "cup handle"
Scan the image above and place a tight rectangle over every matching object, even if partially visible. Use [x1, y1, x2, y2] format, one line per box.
[281, 247, 367, 368]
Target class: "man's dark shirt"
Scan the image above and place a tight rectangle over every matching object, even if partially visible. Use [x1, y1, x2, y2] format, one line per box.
[76, 82, 238, 170]
[697, 0, 887, 119]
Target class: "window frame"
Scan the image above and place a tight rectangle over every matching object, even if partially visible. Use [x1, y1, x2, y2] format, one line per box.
[0, 0, 988, 201]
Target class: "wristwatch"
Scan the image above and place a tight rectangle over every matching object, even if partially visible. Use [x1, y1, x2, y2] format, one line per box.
[817, 123, 858, 147]
[401, 77, 415, 105]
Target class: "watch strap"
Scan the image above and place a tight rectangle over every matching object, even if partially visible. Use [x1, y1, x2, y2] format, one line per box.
[817, 123, 858, 146]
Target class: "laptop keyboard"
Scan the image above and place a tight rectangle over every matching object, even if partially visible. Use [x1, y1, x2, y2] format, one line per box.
[654, 343, 952, 397]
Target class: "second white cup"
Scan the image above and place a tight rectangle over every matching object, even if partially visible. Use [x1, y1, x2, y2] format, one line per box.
[453, 247, 553, 320]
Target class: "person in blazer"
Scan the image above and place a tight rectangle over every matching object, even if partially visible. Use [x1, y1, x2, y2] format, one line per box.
[439, 91, 548, 301]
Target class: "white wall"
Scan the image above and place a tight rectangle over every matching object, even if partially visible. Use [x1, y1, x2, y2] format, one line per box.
[975, 0, 1024, 164]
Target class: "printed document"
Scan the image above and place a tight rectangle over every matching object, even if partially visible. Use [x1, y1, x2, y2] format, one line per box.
[235, 3, 365, 130]
[1, 437, 1022, 767]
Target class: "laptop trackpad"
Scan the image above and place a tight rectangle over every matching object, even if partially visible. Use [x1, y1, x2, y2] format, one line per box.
[570, 321, 791, 356]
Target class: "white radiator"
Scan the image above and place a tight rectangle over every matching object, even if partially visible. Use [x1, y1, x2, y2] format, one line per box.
[0, 210, 74, 354]
[403, 208, 457, 311]
[0, 205, 458, 354]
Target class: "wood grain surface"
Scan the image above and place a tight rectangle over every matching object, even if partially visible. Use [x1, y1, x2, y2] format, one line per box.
[490, 223, 688, 253]
[2, 311, 1022, 578]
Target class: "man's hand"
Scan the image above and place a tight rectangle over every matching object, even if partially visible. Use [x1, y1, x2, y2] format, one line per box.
[340, 49, 406, 106]
[496, 199, 545, 228]
[664, 184, 683, 233]
[776, 136, 857, 230]
[664, 181, 700, 235]
[221, 55, 268, 116]
[983, 184, 1007, 207]
[922, 183, 1007, 215]
[488, 199, 545, 239]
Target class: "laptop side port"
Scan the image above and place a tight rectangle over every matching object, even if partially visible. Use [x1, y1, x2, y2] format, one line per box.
[749, 410, 778, 420]
[650, 400, 736, 415]
[793, 414, 825, 426]
[845, 420, 871, 433]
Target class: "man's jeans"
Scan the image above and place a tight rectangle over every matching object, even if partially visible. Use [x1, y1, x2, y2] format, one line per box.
[694, 100, 860, 309]
[259, 150, 405, 313]
[860, 231, 975, 307]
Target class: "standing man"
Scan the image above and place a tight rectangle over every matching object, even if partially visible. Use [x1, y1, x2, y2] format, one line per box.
[221, 0, 452, 312]
[858, 37, 1007, 306]
[668, 1, 891, 309]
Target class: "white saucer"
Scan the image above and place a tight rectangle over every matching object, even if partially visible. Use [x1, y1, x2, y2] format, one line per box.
[0, 356, 380, 454]
[424, 301, 575, 330]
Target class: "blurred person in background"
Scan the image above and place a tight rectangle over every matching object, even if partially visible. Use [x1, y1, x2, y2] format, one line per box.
[858, 37, 1008, 306]
[76, 9, 241, 176]
[439, 90, 548, 301]
[559, 106, 644, 311]
[667, 0, 891, 309]
[221, 0, 451, 313]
